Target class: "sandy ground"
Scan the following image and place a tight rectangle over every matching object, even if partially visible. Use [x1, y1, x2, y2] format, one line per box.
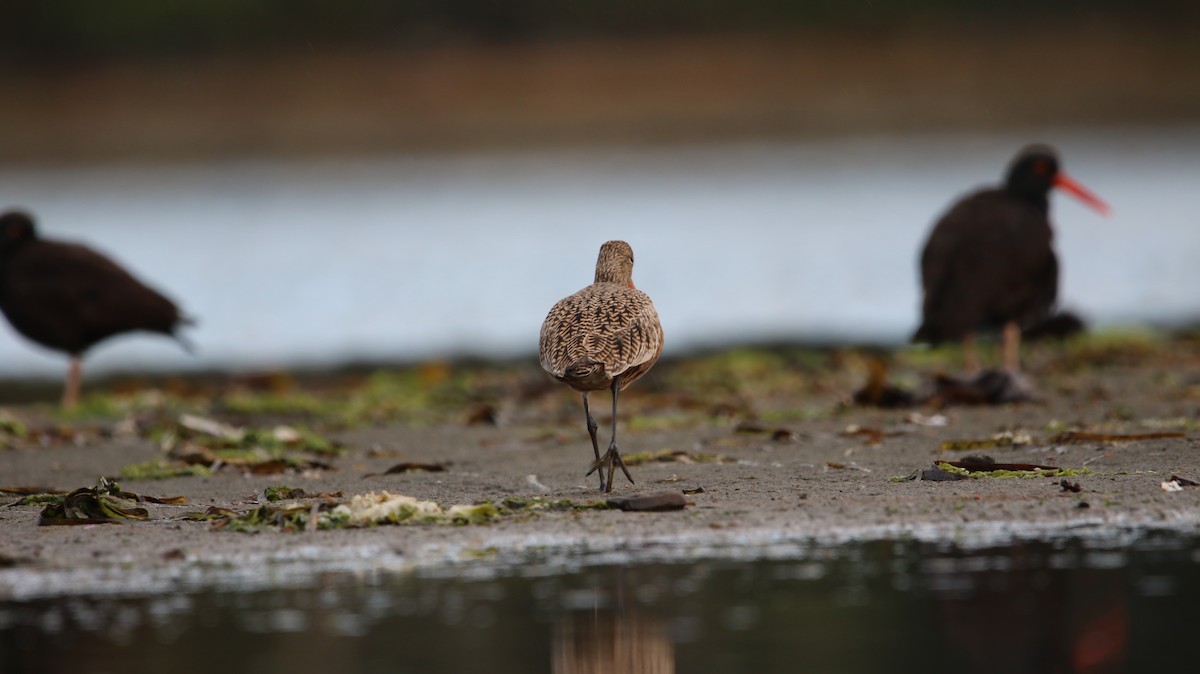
[2, 340, 1200, 600]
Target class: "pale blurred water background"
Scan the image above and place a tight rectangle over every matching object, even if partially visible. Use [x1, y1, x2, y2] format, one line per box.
[1, 127, 1197, 378]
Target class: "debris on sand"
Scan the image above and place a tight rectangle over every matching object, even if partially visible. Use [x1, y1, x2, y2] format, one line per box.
[195, 493, 482, 532]
[1162, 475, 1200, 492]
[163, 415, 345, 457]
[362, 462, 448, 477]
[526, 475, 551, 492]
[930, 370, 1036, 405]
[939, 431, 1034, 452]
[465, 403, 499, 426]
[339, 492, 469, 526]
[1, 485, 64, 497]
[606, 491, 689, 512]
[889, 464, 967, 482]
[935, 458, 1089, 479]
[851, 357, 918, 408]
[0, 411, 30, 449]
[1048, 430, 1186, 445]
[1059, 479, 1083, 493]
[193, 493, 612, 533]
[260, 486, 342, 502]
[33, 478, 187, 526]
[734, 422, 798, 442]
[178, 414, 244, 442]
[120, 460, 212, 480]
[841, 425, 902, 445]
[854, 359, 1036, 408]
[907, 413, 948, 427]
[928, 428, 1184, 455]
[121, 414, 346, 478]
[891, 457, 1091, 482]
[622, 449, 733, 466]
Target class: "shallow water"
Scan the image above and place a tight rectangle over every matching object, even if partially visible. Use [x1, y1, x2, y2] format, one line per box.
[3, 127, 1199, 378]
[3, 532, 1197, 673]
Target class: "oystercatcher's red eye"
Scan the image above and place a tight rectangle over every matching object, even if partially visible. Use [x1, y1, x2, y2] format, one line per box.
[1032, 159, 1050, 176]
[6, 223, 20, 239]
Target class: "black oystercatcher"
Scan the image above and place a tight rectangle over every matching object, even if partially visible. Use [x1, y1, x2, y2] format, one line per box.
[913, 145, 1108, 373]
[0, 210, 193, 408]
[539, 241, 664, 492]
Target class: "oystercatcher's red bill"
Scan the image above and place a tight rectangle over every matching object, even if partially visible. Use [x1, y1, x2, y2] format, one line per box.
[1054, 173, 1111, 215]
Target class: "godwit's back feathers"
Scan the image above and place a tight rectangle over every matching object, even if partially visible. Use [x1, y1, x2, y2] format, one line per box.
[539, 282, 663, 392]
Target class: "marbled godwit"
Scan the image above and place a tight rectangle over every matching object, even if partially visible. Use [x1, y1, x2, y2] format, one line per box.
[540, 240, 664, 492]
[0, 210, 193, 408]
[913, 145, 1108, 374]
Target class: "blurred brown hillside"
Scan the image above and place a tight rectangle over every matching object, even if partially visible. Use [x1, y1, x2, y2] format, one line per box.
[1, 2, 1198, 163]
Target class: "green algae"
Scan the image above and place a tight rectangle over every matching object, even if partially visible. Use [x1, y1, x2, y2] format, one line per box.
[120, 460, 212, 481]
[935, 461, 1093, 480]
[626, 412, 704, 431]
[199, 493, 610, 533]
[498, 496, 608, 512]
[262, 485, 305, 502]
[9, 493, 65, 506]
[220, 391, 330, 416]
[36, 478, 149, 524]
[0, 412, 30, 449]
[622, 448, 733, 466]
[938, 431, 1034, 452]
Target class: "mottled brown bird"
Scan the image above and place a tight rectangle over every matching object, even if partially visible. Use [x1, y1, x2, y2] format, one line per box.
[0, 210, 192, 408]
[913, 145, 1108, 373]
[540, 240, 664, 492]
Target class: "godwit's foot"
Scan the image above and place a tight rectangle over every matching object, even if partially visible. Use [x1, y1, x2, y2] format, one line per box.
[586, 444, 635, 493]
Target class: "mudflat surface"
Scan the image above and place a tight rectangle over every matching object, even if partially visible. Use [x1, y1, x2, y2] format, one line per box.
[2, 335, 1200, 599]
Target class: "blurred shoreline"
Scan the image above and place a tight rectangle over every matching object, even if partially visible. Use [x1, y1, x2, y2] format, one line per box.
[3, 24, 1199, 165]
[3, 128, 1199, 382]
[0, 327, 1188, 403]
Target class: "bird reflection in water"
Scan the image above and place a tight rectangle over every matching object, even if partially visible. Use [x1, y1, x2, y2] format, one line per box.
[934, 546, 1128, 674]
[552, 609, 674, 674]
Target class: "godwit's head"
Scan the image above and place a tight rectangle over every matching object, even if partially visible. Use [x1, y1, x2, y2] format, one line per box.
[594, 240, 636, 288]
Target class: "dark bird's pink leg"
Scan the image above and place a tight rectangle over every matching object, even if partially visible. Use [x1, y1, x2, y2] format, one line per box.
[1003, 321, 1022, 373]
[963, 332, 980, 374]
[63, 357, 82, 410]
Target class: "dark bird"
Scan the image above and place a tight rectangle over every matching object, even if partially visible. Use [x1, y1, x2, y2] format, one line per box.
[913, 145, 1108, 374]
[0, 210, 192, 408]
[539, 240, 664, 492]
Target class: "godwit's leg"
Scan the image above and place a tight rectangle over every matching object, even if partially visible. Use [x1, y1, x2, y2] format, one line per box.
[582, 392, 604, 490]
[587, 375, 634, 493]
[63, 357, 82, 410]
[1003, 321, 1021, 373]
[962, 332, 980, 374]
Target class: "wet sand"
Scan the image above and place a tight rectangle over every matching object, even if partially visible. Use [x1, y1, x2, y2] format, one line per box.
[2, 337, 1200, 600]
